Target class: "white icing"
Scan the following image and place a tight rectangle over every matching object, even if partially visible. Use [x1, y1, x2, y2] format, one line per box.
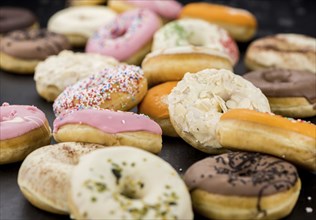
[34, 50, 119, 92]
[48, 6, 117, 37]
[168, 69, 270, 151]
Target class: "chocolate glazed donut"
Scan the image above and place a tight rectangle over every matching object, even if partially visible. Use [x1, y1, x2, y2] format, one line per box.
[0, 7, 37, 34]
[184, 152, 301, 219]
[244, 69, 316, 118]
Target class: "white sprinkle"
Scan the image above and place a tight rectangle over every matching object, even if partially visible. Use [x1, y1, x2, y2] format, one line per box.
[121, 120, 126, 124]
[282, 155, 286, 158]
[306, 207, 313, 213]
[307, 196, 312, 201]
[179, 168, 183, 172]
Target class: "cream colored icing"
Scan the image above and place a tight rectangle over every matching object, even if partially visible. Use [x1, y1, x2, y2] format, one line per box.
[48, 6, 117, 37]
[53, 109, 162, 135]
[0, 103, 48, 140]
[34, 50, 118, 93]
[168, 69, 270, 151]
[86, 9, 161, 61]
[70, 146, 193, 219]
[151, 18, 239, 64]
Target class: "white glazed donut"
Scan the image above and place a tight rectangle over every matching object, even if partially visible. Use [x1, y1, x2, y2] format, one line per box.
[18, 142, 104, 214]
[168, 69, 271, 153]
[68, 146, 193, 219]
[34, 50, 119, 102]
[48, 6, 117, 46]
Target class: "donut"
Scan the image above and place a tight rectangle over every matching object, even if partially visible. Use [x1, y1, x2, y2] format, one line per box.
[0, 103, 51, 165]
[168, 69, 270, 153]
[34, 50, 119, 102]
[108, 0, 182, 22]
[18, 142, 104, 214]
[142, 19, 239, 86]
[180, 3, 257, 42]
[86, 9, 161, 65]
[216, 109, 316, 171]
[0, 29, 70, 74]
[48, 6, 117, 47]
[243, 69, 316, 118]
[53, 64, 147, 116]
[68, 0, 106, 6]
[138, 81, 178, 137]
[68, 146, 193, 219]
[53, 109, 163, 153]
[183, 152, 301, 219]
[245, 34, 316, 73]
[0, 7, 38, 34]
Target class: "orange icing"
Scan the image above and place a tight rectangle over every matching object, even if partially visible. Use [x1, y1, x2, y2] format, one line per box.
[220, 109, 316, 138]
[139, 81, 178, 119]
[180, 3, 257, 27]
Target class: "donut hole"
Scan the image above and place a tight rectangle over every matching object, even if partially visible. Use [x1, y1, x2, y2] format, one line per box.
[119, 176, 144, 200]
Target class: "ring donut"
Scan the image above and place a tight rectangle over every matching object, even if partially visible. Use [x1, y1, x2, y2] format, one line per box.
[0, 29, 70, 74]
[53, 64, 147, 116]
[139, 81, 178, 137]
[48, 6, 117, 47]
[34, 50, 119, 102]
[53, 109, 163, 153]
[216, 109, 316, 171]
[243, 69, 316, 118]
[142, 19, 239, 86]
[68, 146, 193, 219]
[168, 69, 270, 153]
[244, 33, 316, 73]
[0, 7, 38, 34]
[0, 103, 51, 164]
[18, 142, 104, 214]
[180, 3, 257, 42]
[184, 152, 301, 219]
[86, 9, 161, 65]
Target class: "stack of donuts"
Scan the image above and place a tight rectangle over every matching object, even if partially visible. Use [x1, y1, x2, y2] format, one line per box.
[1, 1, 315, 220]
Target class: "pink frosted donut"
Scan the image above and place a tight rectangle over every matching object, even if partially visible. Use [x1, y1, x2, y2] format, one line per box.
[86, 9, 161, 64]
[53, 109, 163, 153]
[0, 103, 51, 164]
[109, 0, 182, 20]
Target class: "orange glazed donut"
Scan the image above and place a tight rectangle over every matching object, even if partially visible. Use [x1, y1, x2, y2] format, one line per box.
[180, 3, 257, 42]
[139, 81, 178, 137]
[216, 109, 316, 171]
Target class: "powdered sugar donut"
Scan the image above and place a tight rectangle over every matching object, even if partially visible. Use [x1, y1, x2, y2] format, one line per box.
[68, 146, 193, 219]
[48, 6, 117, 47]
[142, 19, 239, 86]
[0, 103, 51, 164]
[86, 9, 161, 65]
[34, 50, 118, 102]
[168, 69, 270, 153]
[108, 0, 182, 21]
[53, 64, 147, 116]
[53, 109, 162, 153]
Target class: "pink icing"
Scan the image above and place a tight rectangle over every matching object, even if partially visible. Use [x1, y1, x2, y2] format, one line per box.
[53, 109, 162, 135]
[0, 103, 47, 140]
[85, 9, 160, 61]
[126, 0, 182, 19]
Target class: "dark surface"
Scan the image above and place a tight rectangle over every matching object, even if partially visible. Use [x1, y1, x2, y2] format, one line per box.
[0, 0, 316, 220]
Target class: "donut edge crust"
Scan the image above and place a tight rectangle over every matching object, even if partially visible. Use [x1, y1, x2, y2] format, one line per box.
[190, 179, 301, 219]
[0, 52, 40, 74]
[0, 120, 51, 164]
[216, 119, 316, 171]
[155, 118, 179, 137]
[53, 124, 162, 153]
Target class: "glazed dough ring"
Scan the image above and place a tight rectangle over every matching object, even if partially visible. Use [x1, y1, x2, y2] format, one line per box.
[168, 69, 270, 153]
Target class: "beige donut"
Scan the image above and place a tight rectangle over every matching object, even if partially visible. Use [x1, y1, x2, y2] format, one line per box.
[68, 146, 193, 219]
[245, 34, 316, 73]
[168, 69, 270, 153]
[53, 64, 147, 116]
[34, 50, 119, 102]
[17, 142, 104, 214]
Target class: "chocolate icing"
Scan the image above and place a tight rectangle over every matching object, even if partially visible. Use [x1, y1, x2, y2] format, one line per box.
[0, 29, 70, 60]
[244, 69, 316, 108]
[184, 152, 298, 214]
[0, 7, 37, 33]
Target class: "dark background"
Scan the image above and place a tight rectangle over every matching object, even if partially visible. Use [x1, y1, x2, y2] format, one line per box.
[0, 1, 316, 220]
